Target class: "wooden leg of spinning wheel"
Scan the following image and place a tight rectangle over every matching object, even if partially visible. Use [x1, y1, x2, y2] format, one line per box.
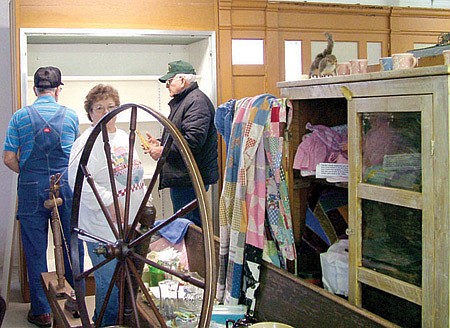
[41, 272, 76, 328]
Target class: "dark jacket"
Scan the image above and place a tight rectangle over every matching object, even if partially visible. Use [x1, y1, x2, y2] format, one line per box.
[159, 82, 219, 189]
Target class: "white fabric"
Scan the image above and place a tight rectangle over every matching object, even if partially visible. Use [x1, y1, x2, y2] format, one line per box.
[69, 126, 146, 242]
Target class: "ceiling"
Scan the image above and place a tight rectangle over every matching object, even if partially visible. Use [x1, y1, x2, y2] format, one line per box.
[275, 0, 450, 9]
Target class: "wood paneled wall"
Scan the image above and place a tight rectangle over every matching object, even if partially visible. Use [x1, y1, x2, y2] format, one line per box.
[16, 0, 217, 30]
[12, 0, 450, 190]
[13, 0, 450, 109]
[219, 1, 450, 100]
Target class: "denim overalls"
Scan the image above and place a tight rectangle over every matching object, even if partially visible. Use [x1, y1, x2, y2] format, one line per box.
[17, 105, 82, 315]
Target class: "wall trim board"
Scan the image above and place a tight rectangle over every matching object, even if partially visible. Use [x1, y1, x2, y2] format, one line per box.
[232, 65, 266, 76]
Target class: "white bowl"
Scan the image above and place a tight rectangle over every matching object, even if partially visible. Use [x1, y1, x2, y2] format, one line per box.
[251, 323, 294, 328]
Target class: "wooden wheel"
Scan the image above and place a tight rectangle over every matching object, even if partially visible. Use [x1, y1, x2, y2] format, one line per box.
[70, 104, 215, 327]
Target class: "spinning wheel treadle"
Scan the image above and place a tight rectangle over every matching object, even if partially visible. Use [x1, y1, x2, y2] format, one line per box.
[70, 103, 215, 327]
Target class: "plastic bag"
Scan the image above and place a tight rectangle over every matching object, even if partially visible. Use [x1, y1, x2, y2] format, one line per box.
[320, 239, 349, 297]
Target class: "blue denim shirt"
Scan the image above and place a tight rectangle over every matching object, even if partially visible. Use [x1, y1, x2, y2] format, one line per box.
[214, 98, 236, 152]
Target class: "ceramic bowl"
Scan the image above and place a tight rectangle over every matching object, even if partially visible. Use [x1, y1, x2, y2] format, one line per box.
[251, 323, 294, 328]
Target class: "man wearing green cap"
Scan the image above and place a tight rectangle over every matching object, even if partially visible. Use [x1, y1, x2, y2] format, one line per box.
[146, 60, 218, 226]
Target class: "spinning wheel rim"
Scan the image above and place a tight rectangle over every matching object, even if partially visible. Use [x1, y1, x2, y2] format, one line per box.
[70, 103, 216, 327]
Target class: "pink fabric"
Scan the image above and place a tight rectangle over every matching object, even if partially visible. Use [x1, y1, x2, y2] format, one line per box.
[307, 123, 342, 152]
[245, 142, 267, 249]
[293, 123, 347, 171]
[363, 116, 405, 169]
[328, 151, 348, 164]
[293, 134, 328, 170]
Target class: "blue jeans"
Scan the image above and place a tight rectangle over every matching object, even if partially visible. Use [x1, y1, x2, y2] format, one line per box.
[169, 185, 209, 227]
[86, 241, 118, 327]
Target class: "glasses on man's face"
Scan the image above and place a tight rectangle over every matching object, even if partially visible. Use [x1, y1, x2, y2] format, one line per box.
[92, 105, 116, 113]
[165, 76, 181, 87]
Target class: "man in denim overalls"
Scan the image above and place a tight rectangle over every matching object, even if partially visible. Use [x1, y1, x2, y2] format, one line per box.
[3, 66, 84, 327]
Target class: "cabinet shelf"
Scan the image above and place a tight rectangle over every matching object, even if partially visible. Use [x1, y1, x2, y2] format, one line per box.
[293, 176, 348, 190]
[27, 75, 171, 124]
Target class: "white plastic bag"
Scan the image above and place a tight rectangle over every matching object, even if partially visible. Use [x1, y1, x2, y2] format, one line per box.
[320, 239, 349, 297]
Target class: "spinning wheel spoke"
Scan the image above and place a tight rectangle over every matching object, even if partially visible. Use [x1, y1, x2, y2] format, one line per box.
[71, 103, 215, 328]
[126, 257, 167, 326]
[118, 265, 125, 326]
[123, 260, 141, 328]
[80, 163, 120, 239]
[126, 136, 174, 242]
[100, 124, 126, 239]
[129, 199, 197, 249]
[73, 227, 114, 245]
[129, 251, 204, 289]
[77, 257, 113, 281]
[121, 106, 138, 238]
[95, 262, 122, 328]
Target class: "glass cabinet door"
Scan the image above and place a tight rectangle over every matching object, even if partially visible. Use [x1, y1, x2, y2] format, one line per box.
[362, 112, 422, 192]
[348, 95, 433, 327]
[361, 112, 422, 286]
[361, 199, 422, 286]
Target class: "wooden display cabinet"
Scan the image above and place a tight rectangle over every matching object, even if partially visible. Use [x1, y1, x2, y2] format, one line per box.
[278, 65, 450, 327]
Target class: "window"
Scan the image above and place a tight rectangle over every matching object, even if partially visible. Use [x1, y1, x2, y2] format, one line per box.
[311, 40, 358, 64]
[285, 40, 303, 81]
[232, 39, 264, 65]
[367, 42, 382, 65]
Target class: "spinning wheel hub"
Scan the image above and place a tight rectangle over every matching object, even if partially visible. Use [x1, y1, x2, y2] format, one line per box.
[92, 241, 133, 262]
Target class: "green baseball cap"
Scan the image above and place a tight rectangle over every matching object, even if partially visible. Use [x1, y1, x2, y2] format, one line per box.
[159, 60, 196, 83]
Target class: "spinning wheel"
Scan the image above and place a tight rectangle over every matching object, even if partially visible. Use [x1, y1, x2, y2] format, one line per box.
[70, 104, 216, 327]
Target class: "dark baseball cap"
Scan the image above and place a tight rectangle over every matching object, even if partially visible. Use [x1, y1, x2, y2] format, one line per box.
[158, 60, 196, 83]
[34, 66, 64, 88]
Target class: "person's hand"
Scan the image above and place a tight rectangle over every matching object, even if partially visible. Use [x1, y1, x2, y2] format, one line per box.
[143, 132, 162, 160]
[145, 132, 161, 148]
[149, 145, 163, 161]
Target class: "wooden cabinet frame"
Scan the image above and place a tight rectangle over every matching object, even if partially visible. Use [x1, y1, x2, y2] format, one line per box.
[279, 66, 450, 327]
